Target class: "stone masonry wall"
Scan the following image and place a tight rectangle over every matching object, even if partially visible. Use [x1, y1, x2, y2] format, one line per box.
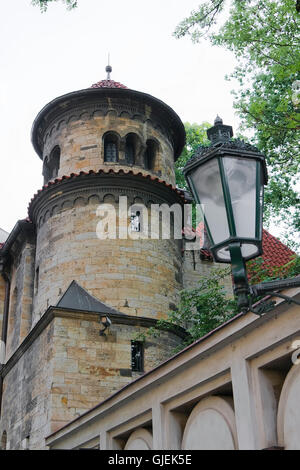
[33, 193, 183, 325]
[182, 250, 234, 295]
[43, 108, 176, 186]
[0, 275, 5, 345]
[0, 310, 183, 449]
[50, 311, 183, 434]
[6, 241, 35, 359]
[0, 320, 54, 450]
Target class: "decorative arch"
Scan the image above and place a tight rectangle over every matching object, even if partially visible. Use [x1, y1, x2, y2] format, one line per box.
[182, 396, 237, 450]
[144, 139, 158, 170]
[124, 133, 138, 165]
[43, 146, 61, 184]
[124, 428, 153, 450]
[42, 156, 50, 184]
[103, 132, 120, 163]
[277, 364, 300, 449]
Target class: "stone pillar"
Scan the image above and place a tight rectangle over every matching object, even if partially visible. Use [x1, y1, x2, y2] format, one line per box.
[231, 357, 258, 449]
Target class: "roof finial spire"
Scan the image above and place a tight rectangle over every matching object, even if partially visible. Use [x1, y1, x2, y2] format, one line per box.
[105, 53, 112, 80]
[214, 115, 223, 125]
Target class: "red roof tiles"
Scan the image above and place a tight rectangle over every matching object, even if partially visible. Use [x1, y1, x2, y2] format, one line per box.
[27, 168, 188, 215]
[3, 170, 296, 279]
[261, 229, 296, 267]
[245, 229, 297, 282]
[91, 80, 128, 89]
[186, 222, 296, 275]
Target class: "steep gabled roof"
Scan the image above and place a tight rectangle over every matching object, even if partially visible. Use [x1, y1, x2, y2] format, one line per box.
[56, 280, 123, 315]
[260, 229, 296, 267]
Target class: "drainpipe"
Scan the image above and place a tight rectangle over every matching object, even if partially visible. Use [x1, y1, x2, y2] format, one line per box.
[0, 262, 11, 416]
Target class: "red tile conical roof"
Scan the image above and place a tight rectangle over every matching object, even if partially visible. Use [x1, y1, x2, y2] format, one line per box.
[90, 79, 128, 89]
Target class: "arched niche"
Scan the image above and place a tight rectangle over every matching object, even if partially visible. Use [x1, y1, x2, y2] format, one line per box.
[144, 139, 158, 171]
[181, 396, 237, 450]
[43, 146, 61, 184]
[277, 364, 300, 449]
[124, 428, 153, 450]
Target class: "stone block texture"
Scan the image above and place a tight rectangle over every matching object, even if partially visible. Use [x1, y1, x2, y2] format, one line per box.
[0, 81, 212, 450]
[0, 310, 183, 449]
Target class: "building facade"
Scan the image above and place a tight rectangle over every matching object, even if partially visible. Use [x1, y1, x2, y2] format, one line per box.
[0, 71, 297, 450]
[0, 72, 219, 450]
[45, 286, 300, 451]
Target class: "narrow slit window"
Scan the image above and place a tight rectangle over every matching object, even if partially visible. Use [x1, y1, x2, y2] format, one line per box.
[131, 341, 144, 372]
[35, 267, 39, 293]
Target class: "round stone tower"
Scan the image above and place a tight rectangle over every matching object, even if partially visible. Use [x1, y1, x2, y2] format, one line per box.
[29, 68, 186, 325]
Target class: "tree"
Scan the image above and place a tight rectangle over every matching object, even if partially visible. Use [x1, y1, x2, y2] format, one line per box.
[175, 121, 211, 190]
[137, 266, 238, 350]
[31, 0, 77, 11]
[140, 250, 300, 352]
[174, 0, 300, 251]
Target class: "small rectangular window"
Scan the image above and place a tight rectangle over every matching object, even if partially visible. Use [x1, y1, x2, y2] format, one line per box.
[35, 267, 39, 293]
[131, 341, 144, 372]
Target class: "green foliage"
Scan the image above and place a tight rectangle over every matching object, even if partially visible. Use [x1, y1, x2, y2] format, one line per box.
[148, 267, 239, 350]
[145, 255, 300, 353]
[31, 0, 77, 11]
[175, 122, 211, 190]
[174, 0, 300, 251]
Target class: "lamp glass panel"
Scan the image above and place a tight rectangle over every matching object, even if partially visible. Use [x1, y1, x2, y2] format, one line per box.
[223, 157, 257, 238]
[241, 243, 260, 258]
[257, 166, 264, 238]
[216, 243, 259, 262]
[190, 159, 230, 245]
[215, 246, 231, 262]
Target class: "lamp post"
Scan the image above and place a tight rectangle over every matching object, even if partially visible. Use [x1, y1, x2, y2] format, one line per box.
[183, 117, 300, 313]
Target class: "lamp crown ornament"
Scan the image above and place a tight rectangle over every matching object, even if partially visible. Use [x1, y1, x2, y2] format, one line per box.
[214, 115, 223, 125]
[207, 115, 233, 146]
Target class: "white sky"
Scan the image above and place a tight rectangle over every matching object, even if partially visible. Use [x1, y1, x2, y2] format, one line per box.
[0, 0, 239, 233]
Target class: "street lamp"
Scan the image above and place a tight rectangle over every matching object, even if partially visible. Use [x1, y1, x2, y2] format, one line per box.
[183, 117, 300, 313]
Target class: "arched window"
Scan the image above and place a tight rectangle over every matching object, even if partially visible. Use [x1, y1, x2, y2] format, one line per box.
[42, 157, 51, 184]
[0, 432, 7, 450]
[104, 133, 118, 162]
[125, 134, 136, 165]
[144, 140, 158, 170]
[49, 146, 60, 179]
[43, 146, 60, 183]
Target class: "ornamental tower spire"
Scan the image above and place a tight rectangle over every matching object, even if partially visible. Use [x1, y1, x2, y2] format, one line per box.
[106, 54, 112, 80]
